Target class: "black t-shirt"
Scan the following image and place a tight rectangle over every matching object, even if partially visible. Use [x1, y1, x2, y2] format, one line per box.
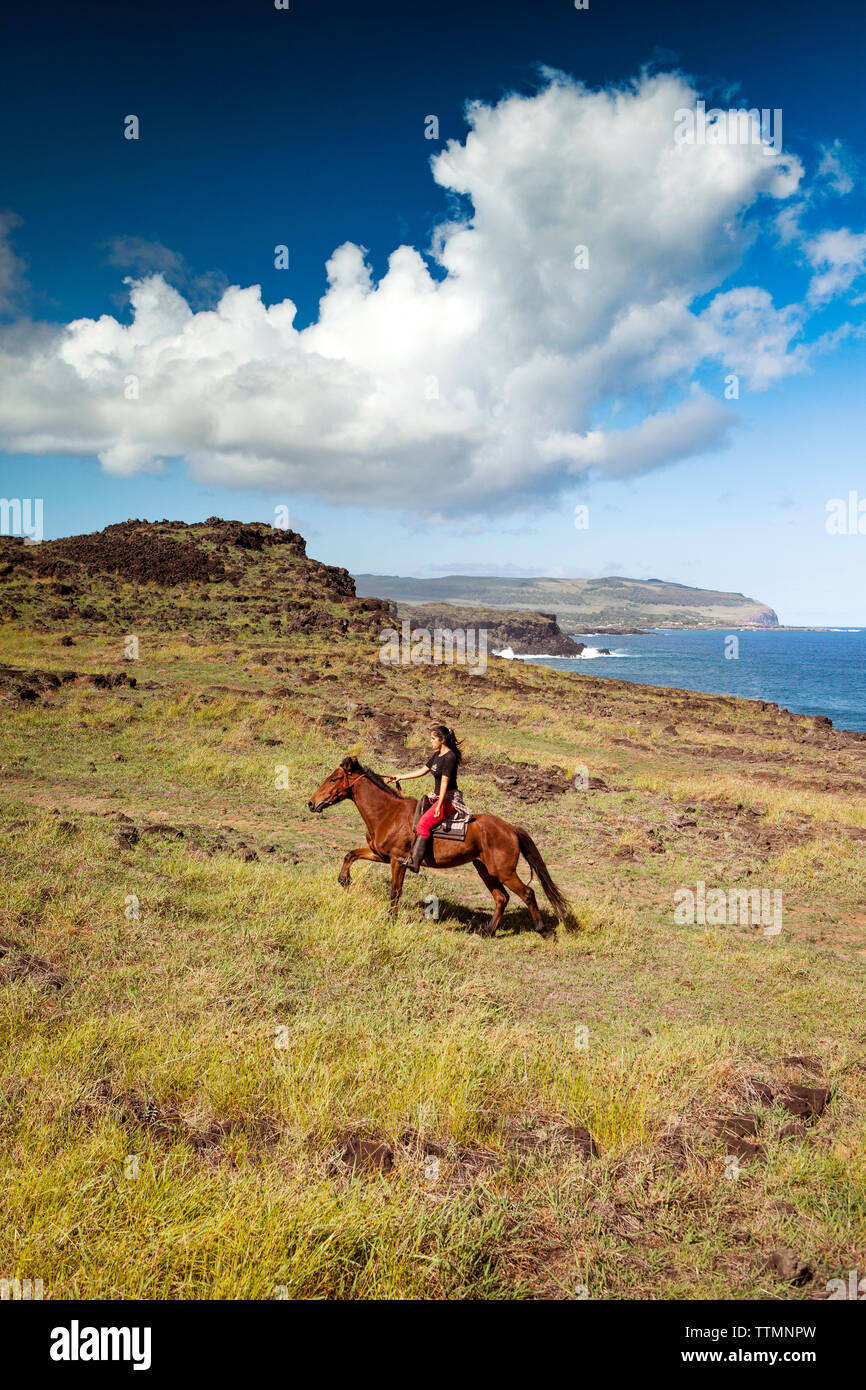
[425, 749, 459, 797]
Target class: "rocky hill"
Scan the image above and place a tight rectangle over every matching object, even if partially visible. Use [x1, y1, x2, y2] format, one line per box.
[354, 573, 780, 629]
[0, 519, 587, 657]
[0, 518, 393, 642]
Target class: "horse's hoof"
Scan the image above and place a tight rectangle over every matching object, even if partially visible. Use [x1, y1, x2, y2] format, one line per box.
[539, 928, 557, 941]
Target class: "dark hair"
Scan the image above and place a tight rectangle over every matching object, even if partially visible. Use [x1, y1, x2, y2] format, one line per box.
[429, 724, 462, 767]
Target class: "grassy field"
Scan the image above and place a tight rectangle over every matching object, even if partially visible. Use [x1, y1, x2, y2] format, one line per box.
[1, 534, 865, 1299]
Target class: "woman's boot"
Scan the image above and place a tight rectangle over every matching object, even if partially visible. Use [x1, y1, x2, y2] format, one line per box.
[398, 835, 429, 872]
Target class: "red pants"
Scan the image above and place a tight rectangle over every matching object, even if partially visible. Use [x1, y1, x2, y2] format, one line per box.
[417, 797, 454, 837]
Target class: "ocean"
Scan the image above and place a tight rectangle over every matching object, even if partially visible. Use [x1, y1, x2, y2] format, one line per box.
[496, 628, 866, 733]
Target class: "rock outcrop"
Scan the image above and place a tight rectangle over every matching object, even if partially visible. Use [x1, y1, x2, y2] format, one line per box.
[392, 603, 578, 657]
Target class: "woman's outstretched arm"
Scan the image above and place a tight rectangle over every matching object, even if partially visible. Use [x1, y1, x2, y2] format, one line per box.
[385, 764, 429, 782]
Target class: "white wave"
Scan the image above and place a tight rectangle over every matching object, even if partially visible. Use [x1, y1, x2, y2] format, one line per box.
[492, 646, 554, 660]
[493, 646, 580, 660]
[492, 645, 629, 661]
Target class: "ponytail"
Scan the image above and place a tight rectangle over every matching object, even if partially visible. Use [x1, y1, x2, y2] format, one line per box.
[430, 724, 462, 768]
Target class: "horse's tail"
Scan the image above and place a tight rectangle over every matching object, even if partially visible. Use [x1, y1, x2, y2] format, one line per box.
[516, 827, 571, 923]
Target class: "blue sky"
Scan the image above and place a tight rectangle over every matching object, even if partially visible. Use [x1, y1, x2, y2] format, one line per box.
[1, 0, 864, 622]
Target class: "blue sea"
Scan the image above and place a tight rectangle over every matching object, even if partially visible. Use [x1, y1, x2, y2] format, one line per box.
[501, 629, 866, 733]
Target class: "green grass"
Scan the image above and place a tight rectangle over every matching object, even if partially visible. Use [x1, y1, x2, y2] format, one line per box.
[1, 605, 865, 1299]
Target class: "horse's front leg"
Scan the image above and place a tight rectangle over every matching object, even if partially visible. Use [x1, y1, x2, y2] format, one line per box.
[389, 857, 407, 914]
[338, 846, 384, 889]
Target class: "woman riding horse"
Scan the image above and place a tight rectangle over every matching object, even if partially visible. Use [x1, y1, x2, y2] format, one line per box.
[307, 744, 570, 935]
[385, 724, 461, 873]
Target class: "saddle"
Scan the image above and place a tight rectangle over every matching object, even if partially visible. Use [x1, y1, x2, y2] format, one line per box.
[412, 791, 474, 841]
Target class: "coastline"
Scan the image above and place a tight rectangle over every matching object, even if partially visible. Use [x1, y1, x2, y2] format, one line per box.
[498, 627, 866, 735]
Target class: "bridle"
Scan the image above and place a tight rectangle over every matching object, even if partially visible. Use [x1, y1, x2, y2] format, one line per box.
[335, 765, 366, 795]
[316, 764, 401, 809]
[317, 764, 368, 808]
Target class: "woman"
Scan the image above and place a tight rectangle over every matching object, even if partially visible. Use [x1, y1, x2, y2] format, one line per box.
[385, 725, 462, 873]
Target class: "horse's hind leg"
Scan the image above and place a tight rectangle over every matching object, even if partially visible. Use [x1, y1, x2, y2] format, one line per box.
[473, 860, 509, 937]
[500, 870, 553, 938]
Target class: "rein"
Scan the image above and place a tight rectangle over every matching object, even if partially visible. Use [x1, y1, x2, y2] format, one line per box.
[333, 766, 366, 798]
[317, 764, 404, 810]
[328, 765, 402, 801]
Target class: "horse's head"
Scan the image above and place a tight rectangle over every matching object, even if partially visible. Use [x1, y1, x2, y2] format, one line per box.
[307, 756, 364, 813]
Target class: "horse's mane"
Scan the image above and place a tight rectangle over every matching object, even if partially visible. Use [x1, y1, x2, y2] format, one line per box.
[359, 763, 405, 799]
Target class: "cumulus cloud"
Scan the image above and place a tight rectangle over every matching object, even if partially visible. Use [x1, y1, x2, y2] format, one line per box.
[0, 69, 851, 513]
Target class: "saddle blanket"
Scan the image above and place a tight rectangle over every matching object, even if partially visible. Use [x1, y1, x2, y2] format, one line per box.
[413, 791, 474, 841]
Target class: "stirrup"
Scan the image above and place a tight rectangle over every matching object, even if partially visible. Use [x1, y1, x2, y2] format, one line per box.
[399, 836, 428, 872]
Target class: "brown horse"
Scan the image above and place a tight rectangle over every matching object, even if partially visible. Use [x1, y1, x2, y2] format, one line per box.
[307, 755, 570, 937]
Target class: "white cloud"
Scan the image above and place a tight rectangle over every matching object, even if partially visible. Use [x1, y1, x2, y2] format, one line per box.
[805, 226, 866, 305]
[0, 69, 847, 514]
[815, 139, 856, 197]
[775, 202, 805, 246]
[696, 286, 809, 388]
[771, 140, 864, 307]
[538, 393, 732, 478]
